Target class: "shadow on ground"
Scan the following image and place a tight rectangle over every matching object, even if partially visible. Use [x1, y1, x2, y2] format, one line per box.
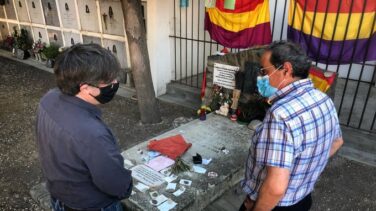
[0, 57, 195, 210]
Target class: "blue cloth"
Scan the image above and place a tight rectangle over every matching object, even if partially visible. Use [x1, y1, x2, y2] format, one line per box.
[51, 198, 123, 211]
[241, 79, 342, 206]
[36, 88, 132, 209]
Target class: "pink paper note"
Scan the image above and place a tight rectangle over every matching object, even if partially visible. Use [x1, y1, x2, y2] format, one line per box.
[146, 156, 175, 172]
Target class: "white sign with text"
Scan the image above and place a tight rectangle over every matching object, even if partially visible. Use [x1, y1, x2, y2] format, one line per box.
[213, 63, 240, 90]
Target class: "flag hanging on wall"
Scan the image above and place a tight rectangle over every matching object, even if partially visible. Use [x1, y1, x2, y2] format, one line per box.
[205, 0, 272, 48]
[288, 0, 376, 64]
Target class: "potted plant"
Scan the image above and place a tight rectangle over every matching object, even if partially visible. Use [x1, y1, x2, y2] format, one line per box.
[13, 28, 32, 59]
[32, 40, 46, 62]
[42, 44, 60, 68]
[197, 105, 211, 121]
[2, 35, 15, 51]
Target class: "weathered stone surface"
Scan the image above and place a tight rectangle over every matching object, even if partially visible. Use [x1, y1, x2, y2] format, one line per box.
[122, 114, 253, 210]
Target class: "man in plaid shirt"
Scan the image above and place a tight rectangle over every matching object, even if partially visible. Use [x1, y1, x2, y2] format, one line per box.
[240, 41, 343, 211]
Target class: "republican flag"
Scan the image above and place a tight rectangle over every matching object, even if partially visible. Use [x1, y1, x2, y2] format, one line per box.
[288, 0, 376, 64]
[205, 0, 272, 48]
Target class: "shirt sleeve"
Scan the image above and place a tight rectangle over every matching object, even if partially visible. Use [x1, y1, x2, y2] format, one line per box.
[80, 134, 133, 199]
[255, 111, 294, 169]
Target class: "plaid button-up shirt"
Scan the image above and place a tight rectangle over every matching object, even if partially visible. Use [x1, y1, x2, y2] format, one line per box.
[241, 78, 342, 206]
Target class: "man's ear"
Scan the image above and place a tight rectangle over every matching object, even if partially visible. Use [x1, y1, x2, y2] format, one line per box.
[78, 84, 90, 94]
[283, 62, 294, 77]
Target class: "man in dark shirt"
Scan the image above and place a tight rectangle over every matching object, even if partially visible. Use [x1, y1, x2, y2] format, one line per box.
[36, 44, 132, 211]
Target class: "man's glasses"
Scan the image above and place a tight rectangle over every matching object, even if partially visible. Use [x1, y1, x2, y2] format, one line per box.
[258, 65, 283, 76]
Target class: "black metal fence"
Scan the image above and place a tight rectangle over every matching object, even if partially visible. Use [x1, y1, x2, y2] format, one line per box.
[170, 0, 375, 133]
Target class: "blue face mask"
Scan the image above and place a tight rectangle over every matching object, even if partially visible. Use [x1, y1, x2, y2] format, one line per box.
[257, 75, 278, 98]
[257, 66, 284, 98]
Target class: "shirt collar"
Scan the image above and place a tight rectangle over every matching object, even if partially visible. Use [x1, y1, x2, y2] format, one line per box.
[59, 89, 102, 118]
[268, 78, 314, 104]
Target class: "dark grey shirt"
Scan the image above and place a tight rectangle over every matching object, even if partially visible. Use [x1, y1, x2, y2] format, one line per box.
[36, 88, 132, 209]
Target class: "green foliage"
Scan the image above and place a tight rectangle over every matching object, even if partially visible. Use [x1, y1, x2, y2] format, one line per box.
[13, 27, 32, 50]
[42, 44, 60, 59]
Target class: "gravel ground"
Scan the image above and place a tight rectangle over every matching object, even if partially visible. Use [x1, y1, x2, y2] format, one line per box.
[0, 56, 195, 210]
[1, 56, 376, 211]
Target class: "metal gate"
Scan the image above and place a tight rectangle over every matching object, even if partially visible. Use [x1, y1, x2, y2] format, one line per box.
[170, 0, 375, 133]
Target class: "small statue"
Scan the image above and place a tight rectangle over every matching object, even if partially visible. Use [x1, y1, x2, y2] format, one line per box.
[215, 102, 229, 116]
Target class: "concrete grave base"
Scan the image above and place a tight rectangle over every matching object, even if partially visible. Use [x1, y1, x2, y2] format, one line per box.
[30, 114, 253, 210]
[122, 114, 253, 210]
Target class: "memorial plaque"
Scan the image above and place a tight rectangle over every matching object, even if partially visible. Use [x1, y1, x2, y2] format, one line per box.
[63, 31, 80, 46]
[15, 0, 30, 22]
[213, 63, 239, 90]
[4, 0, 17, 20]
[102, 39, 128, 68]
[27, 0, 44, 24]
[82, 35, 101, 45]
[41, 0, 60, 26]
[0, 22, 9, 40]
[77, 0, 100, 33]
[0, 6, 6, 18]
[57, 0, 78, 29]
[47, 29, 63, 46]
[99, 0, 125, 36]
[32, 27, 48, 43]
[131, 165, 166, 187]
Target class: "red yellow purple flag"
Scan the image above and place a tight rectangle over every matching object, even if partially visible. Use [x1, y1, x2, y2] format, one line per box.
[288, 0, 376, 64]
[205, 0, 272, 48]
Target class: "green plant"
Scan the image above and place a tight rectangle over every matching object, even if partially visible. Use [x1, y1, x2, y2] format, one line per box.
[42, 44, 60, 59]
[13, 28, 32, 50]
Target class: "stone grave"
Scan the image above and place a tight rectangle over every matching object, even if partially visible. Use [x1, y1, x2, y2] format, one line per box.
[30, 114, 253, 210]
[122, 114, 253, 210]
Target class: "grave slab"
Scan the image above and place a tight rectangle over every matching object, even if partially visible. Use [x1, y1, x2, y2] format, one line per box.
[122, 114, 253, 210]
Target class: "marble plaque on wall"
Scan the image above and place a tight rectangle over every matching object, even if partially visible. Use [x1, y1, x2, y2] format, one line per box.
[63, 31, 80, 47]
[15, 0, 30, 22]
[41, 0, 60, 26]
[0, 6, 6, 18]
[47, 29, 63, 46]
[82, 35, 101, 45]
[77, 0, 100, 33]
[27, 0, 44, 24]
[99, 0, 125, 36]
[0, 22, 9, 40]
[102, 39, 128, 68]
[32, 27, 48, 43]
[57, 0, 78, 29]
[4, 0, 17, 20]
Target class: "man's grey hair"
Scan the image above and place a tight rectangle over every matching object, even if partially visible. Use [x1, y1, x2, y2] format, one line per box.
[54, 43, 120, 95]
[266, 40, 312, 79]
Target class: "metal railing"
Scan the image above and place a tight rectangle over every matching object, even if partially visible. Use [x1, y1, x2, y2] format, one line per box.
[170, 0, 375, 133]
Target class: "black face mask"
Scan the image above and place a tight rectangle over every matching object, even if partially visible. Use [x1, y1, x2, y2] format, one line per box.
[92, 82, 119, 104]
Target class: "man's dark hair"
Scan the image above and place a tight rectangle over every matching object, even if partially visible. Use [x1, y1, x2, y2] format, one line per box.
[54, 43, 120, 95]
[266, 40, 311, 79]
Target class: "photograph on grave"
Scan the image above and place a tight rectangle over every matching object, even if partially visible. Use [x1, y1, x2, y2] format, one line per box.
[57, 0, 78, 29]
[99, 0, 125, 36]
[77, 0, 100, 33]
[15, 0, 30, 22]
[27, 0, 44, 24]
[41, 0, 60, 26]
[4, 0, 17, 20]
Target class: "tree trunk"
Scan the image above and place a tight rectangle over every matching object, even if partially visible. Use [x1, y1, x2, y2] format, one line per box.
[121, 0, 161, 124]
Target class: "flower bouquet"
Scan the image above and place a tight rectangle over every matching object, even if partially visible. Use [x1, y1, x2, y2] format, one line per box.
[197, 105, 211, 121]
